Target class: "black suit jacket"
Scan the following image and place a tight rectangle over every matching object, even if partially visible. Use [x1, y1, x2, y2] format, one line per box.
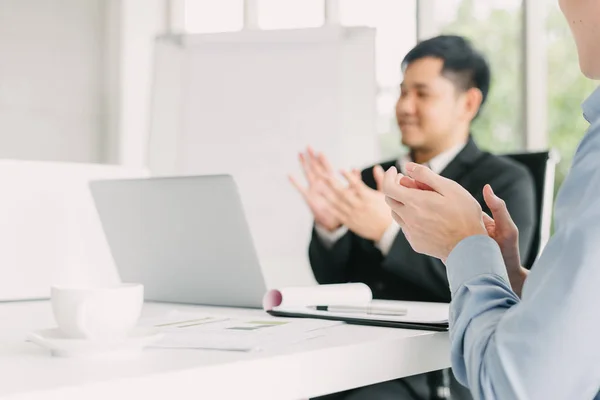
[309, 137, 536, 303]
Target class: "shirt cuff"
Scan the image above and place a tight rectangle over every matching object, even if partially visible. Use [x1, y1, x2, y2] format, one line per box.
[315, 224, 349, 249]
[375, 222, 401, 256]
[446, 235, 510, 295]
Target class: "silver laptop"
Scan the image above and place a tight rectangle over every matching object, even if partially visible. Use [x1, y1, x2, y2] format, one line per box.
[89, 175, 267, 308]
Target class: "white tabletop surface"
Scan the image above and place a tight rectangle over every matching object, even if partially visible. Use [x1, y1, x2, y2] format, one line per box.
[0, 301, 450, 400]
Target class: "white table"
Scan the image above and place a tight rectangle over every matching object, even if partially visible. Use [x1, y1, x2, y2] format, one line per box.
[0, 301, 450, 400]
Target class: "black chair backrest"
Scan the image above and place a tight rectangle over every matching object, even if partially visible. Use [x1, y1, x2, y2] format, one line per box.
[503, 151, 556, 269]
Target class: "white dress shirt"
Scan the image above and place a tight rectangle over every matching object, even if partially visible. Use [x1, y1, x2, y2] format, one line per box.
[316, 141, 467, 256]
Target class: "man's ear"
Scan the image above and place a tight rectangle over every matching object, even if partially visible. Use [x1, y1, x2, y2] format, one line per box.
[463, 87, 483, 122]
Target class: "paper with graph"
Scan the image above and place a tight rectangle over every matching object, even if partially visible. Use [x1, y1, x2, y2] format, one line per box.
[141, 311, 341, 352]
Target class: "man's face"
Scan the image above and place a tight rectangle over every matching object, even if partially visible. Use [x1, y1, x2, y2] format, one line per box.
[396, 57, 468, 152]
[559, 0, 600, 79]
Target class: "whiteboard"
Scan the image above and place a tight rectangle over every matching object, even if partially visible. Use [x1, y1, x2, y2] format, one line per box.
[149, 27, 378, 288]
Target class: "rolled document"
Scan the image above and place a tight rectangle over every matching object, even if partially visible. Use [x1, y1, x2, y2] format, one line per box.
[262, 283, 372, 311]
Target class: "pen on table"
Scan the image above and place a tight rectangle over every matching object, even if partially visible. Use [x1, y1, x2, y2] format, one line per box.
[310, 305, 408, 317]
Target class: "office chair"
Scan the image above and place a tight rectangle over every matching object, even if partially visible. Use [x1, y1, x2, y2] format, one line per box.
[503, 150, 560, 269]
[428, 150, 560, 400]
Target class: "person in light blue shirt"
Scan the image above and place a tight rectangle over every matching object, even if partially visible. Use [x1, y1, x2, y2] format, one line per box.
[380, 0, 600, 398]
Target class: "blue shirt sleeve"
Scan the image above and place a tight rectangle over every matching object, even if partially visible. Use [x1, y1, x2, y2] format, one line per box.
[446, 105, 600, 399]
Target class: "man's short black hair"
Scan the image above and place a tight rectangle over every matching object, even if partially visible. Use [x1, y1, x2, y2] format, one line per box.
[402, 35, 491, 109]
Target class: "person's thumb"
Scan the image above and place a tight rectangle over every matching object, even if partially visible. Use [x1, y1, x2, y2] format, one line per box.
[482, 211, 495, 236]
[483, 184, 512, 225]
[373, 165, 385, 191]
[405, 162, 450, 194]
[482, 211, 494, 226]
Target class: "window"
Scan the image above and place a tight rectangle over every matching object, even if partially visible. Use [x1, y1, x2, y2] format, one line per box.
[185, 0, 244, 33]
[257, 0, 324, 30]
[436, 0, 524, 153]
[545, 0, 597, 194]
[340, 0, 418, 159]
[183, 0, 417, 159]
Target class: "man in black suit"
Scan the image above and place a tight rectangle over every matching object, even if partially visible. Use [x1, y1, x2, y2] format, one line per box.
[290, 35, 536, 399]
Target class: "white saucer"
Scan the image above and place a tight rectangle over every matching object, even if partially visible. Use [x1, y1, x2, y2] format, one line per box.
[27, 327, 163, 358]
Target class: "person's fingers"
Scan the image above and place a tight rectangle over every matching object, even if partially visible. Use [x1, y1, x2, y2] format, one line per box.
[395, 172, 403, 185]
[483, 184, 514, 225]
[317, 180, 354, 216]
[334, 176, 361, 208]
[482, 211, 495, 225]
[323, 172, 346, 194]
[344, 190, 362, 208]
[316, 178, 342, 201]
[316, 152, 335, 176]
[385, 194, 407, 228]
[382, 167, 419, 205]
[317, 168, 345, 192]
[292, 174, 347, 223]
[373, 165, 385, 191]
[350, 169, 362, 184]
[306, 147, 330, 179]
[399, 176, 419, 190]
[306, 188, 347, 226]
[340, 169, 367, 195]
[323, 191, 352, 218]
[307, 146, 318, 161]
[482, 211, 495, 236]
[391, 211, 406, 228]
[385, 195, 405, 213]
[404, 162, 452, 194]
[383, 167, 401, 197]
[288, 175, 309, 199]
[299, 151, 317, 185]
[326, 202, 347, 225]
[305, 147, 334, 183]
[311, 164, 331, 183]
[400, 176, 434, 191]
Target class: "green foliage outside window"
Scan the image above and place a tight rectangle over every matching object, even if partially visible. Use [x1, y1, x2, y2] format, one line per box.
[379, 0, 597, 195]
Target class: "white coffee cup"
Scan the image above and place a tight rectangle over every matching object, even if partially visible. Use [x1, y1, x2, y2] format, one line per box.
[51, 283, 143, 341]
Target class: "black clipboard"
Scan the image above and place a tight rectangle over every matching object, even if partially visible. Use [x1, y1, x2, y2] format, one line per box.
[267, 310, 449, 332]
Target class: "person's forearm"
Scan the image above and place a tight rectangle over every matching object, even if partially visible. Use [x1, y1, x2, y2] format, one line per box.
[447, 233, 600, 400]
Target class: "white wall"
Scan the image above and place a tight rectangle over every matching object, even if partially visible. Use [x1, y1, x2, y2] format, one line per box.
[0, 0, 169, 164]
[0, 0, 106, 162]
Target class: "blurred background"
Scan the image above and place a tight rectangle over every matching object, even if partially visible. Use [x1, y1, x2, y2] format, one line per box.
[183, 0, 591, 194]
[0, 0, 591, 196]
[0, 0, 592, 284]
